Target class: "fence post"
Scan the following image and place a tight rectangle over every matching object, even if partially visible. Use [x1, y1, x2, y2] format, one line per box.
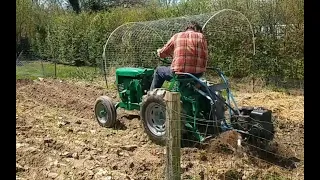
[54, 60, 57, 79]
[164, 91, 181, 180]
[41, 60, 45, 77]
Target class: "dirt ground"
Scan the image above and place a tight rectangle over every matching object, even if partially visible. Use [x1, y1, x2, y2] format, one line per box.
[16, 78, 304, 180]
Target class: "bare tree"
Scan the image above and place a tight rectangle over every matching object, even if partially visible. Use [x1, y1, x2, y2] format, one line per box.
[68, 0, 81, 13]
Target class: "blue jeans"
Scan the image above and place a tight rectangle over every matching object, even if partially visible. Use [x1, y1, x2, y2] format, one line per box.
[150, 66, 203, 91]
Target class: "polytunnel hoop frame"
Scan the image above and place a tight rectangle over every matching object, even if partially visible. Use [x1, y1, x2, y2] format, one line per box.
[101, 9, 256, 87]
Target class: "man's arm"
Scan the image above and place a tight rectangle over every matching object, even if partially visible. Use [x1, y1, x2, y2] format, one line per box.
[157, 35, 175, 58]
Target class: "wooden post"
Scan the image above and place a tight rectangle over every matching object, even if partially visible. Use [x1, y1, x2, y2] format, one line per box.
[164, 91, 181, 180]
[41, 60, 45, 77]
[251, 76, 255, 93]
[54, 60, 57, 79]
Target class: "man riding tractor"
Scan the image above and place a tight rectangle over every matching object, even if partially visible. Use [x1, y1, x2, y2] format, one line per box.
[150, 21, 208, 90]
[94, 21, 275, 146]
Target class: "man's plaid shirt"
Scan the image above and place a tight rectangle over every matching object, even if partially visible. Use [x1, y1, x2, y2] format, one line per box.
[158, 30, 208, 74]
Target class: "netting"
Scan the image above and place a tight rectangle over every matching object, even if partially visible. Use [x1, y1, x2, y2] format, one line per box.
[102, 9, 255, 75]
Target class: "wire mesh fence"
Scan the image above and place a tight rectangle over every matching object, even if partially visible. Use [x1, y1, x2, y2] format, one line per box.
[157, 90, 303, 180]
[16, 50, 103, 81]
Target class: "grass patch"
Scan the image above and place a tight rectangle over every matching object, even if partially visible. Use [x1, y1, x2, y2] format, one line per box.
[16, 61, 101, 80]
[16, 62, 303, 96]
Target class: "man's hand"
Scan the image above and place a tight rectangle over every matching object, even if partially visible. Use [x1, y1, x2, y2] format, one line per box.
[157, 49, 161, 57]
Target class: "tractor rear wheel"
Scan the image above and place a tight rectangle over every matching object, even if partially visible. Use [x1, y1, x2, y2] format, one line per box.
[94, 96, 117, 128]
[140, 89, 186, 146]
[140, 89, 167, 145]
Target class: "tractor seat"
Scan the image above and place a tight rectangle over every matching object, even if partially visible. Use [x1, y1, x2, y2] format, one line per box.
[174, 72, 202, 80]
[174, 72, 202, 88]
[175, 72, 190, 79]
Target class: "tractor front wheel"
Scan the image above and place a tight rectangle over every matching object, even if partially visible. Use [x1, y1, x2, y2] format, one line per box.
[94, 96, 117, 128]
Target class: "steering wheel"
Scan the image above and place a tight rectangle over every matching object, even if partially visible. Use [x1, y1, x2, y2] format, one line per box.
[152, 52, 171, 68]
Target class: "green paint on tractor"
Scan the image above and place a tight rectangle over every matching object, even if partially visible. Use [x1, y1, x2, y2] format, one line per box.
[116, 67, 154, 111]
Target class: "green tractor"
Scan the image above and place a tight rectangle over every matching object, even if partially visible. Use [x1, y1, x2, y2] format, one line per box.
[94, 57, 275, 146]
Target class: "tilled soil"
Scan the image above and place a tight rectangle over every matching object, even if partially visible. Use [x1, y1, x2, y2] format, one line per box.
[16, 78, 304, 180]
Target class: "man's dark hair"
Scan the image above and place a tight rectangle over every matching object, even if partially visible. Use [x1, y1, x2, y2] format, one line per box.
[185, 21, 203, 33]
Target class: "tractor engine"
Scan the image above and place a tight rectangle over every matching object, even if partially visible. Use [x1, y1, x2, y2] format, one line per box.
[115, 67, 154, 110]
